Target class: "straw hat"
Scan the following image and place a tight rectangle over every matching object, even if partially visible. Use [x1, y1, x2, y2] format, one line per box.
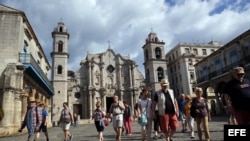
[28, 97, 36, 102]
[160, 79, 169, 86]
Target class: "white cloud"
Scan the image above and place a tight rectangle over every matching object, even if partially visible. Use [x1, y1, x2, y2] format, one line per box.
[1, 0, 250, 75]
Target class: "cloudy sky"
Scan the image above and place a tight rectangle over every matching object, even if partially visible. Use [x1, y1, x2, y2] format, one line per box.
[1, 0, 250, 75]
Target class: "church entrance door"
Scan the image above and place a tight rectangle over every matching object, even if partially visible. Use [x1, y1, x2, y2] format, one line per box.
[106, 97, 113, 113]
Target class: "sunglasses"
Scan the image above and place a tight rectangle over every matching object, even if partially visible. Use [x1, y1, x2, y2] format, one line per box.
[237, 73, 245, 76]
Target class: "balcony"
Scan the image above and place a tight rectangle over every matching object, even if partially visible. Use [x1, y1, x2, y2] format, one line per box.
[19, 53, 54, 96]
[196, 54, 250, 84]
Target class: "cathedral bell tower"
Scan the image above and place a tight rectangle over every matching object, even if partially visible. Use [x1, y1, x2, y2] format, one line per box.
[142, 30, 167, 93]
[50, 22, 70, 122]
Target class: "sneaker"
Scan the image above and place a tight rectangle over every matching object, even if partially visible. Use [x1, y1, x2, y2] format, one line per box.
[191, 131, 195, 138]
[69, 134, 73, 141]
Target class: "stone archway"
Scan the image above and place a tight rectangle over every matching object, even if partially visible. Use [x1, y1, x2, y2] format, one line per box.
[215, 81, 227, 114]
[205, 87, 217, 115]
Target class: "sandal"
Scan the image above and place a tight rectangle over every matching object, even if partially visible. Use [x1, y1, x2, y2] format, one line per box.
[153, 135, 158, 140]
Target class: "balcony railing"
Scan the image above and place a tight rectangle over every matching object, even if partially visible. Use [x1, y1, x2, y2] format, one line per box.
[197, 54, 250, 84]
[19, 53, 53, 92]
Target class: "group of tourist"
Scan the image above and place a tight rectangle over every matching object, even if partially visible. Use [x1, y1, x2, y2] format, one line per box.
[18, 99, 78, 141]
[18, 67, 250, 141]
[88, 79, 210, 141]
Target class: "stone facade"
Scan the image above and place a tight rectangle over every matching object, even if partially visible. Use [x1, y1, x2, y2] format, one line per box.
[195, 29, 250, 114]
[77, 48, 144, 118]
[0, 4, 54, 136]
[142, 31, 167, 94]
[50, 22, 69, 123]
[165, 41, 222, 96]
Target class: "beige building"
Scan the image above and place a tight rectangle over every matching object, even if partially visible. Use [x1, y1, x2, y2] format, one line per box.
[142, 31, 168, 94]
[0, 4, 54, 136]
[195, 29, 250, 114]
[165, 41, 222, 98]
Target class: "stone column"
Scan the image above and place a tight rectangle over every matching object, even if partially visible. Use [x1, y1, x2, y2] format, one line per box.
[91, 63, 94, 87]
[21, 91, 29, 120]
[88, 62, 92, 87]
[120, 91, 124, 102]
[13, 90, 22, 127]
[31, 88, 36, 98]
[1, 89, 15, 127]
[118, 64, 122, 89]
[89, 91, 93, 117]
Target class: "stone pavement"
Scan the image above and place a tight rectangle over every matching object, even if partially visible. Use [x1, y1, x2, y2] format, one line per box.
[0, 115, 228, 141]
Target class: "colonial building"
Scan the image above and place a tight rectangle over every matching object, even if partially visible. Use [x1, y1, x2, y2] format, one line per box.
[165, 41, 222, 97]
[0, 4, 54, 136]
[78, 48, 144, 118]
[142, 31, 168, 94]
[195, 29, 250, 114]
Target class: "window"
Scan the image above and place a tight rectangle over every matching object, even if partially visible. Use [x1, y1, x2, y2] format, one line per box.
[157, 67, 164, 82]
[185, 48, 190, 54]
[229, 49, 238, 66]
[155, 47, 161, 59]
[59, 26, 63, 32]
[37, 51, 42, 59]
[215, 58, 221, 74]
[202, 49, 207, 55]
[193, 49, 198, 55]
[146, 69, 150, 82]
[24, 40, 28, 52]
[211, 49, 215, 53]
[190, 71, 194, 79]
[107, 65, 115, 73]
[58, 41, 63, 52]
[24, 28, 32, 40]
[57, 65, 62, 74]
[145, 50, 149, 60]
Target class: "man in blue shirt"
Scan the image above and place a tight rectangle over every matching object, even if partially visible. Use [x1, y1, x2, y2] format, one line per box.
[178, 94, 187, 132]
[36, 103, 50, 141]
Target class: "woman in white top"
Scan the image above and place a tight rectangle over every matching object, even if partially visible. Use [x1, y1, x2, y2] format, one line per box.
[138, 87, 152, 141]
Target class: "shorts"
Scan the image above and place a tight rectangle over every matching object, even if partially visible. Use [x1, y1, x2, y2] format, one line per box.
[159, 113, 178, 133]
[178, 111, 186, 121]
[38, 123, 47, 132]
[112, 114, 123, 128]
[61, 121, 71, 130]
[95, 120, 104, 132]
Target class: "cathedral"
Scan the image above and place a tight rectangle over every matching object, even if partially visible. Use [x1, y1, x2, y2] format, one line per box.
[50, 22, 145, 121]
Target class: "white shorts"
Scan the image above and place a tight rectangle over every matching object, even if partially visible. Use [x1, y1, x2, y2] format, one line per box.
[112, 114, 123, 128]
[61, 122, 71, 130]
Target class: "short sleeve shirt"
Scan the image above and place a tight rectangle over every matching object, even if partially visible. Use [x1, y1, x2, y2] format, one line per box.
[61, 108, 71, 121]
[223, 78, 250, 112]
